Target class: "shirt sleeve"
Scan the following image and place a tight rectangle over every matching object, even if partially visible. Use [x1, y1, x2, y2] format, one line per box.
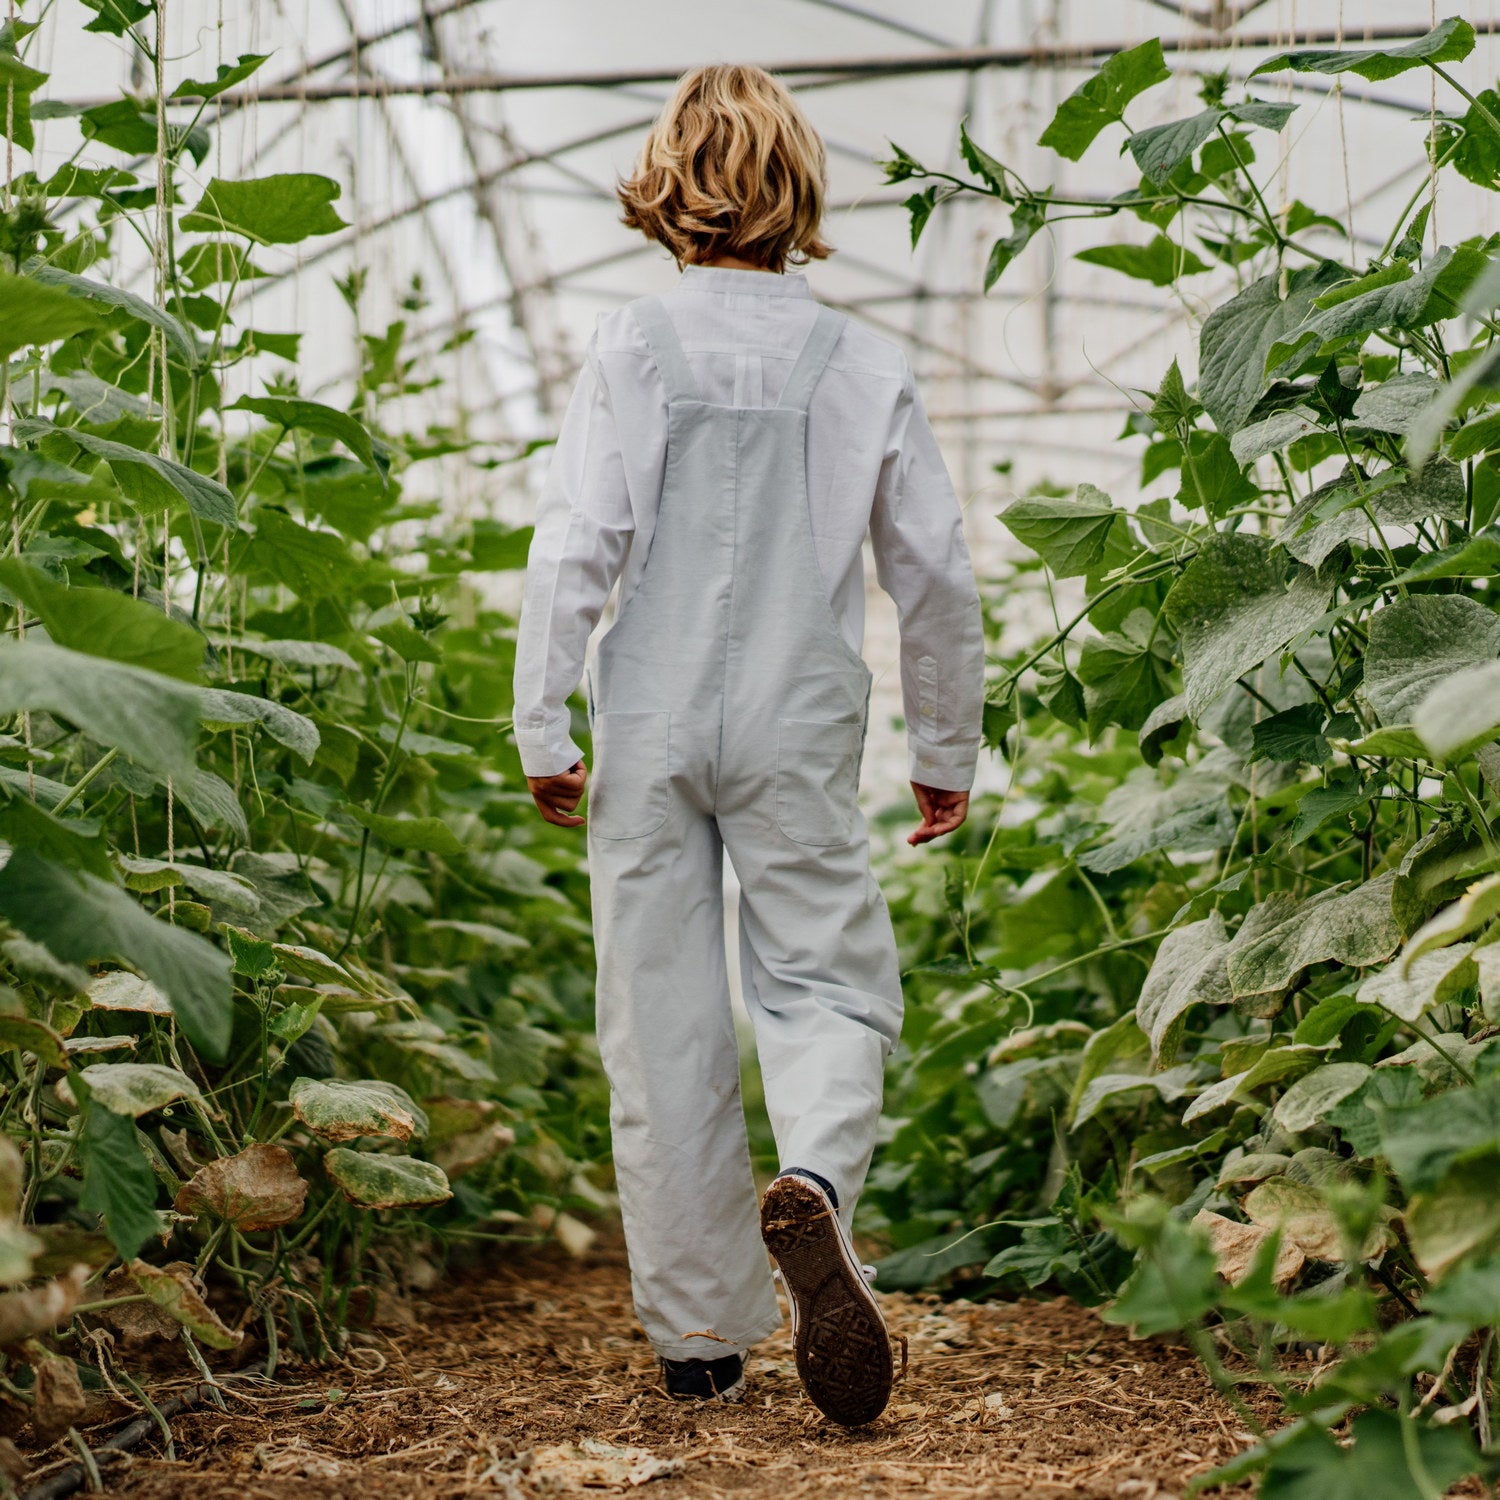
[869, 361, 986, 793]
[512, 336, 633, 778]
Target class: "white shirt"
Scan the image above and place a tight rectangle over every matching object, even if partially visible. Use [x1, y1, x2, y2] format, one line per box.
[512, 264, 986, 793]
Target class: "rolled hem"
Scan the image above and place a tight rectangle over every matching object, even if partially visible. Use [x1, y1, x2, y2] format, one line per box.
[649, 1312, 785, 1362]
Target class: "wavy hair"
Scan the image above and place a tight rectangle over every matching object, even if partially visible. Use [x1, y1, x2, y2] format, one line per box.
[617, 64, 833, 272]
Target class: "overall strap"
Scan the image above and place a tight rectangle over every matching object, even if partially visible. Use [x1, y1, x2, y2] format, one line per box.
[776, 305, 845, 411]
[632, 296, 700, 404]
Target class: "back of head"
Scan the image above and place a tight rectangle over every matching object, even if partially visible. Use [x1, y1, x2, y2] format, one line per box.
[617, 64, 833, 274]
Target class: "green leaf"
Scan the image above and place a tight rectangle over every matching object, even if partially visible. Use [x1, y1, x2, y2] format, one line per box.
[1180, 430, 1258, 517]
[247, 508, 361, 600]
[0, 559, 203, 682]
[220, 923, 276, 980]
[197, 687, 319, 762]
[229, 395, 384, 476]
[1375, 1075, 1500, 1195]
[1198, 262, 1344, 436]
[79, 98, 210, 167]
[0, 852, 232, 1061]
[1253, 1408, 1476, 1500]
[1136, 912, 1231, 1062]
[0, 639, 199, 778]
[1402, 874, 1500, 966]
[323, 1149, 452, 1210]
[0, 52, 46, 152]
[1163, 533, 1334, 719]
[1076, 235, 1209, 285]
[1078, 762, 1234, 875]
[78, 0, 151, 35]
[1038, 40, 1170, 161]
[1356, 943, 1476, 1023]
[77, 1062, 200, 1117]
[15, 419, 236, 529]
[1076, 629, 1174, 738]
[1434, 87, 1500, 192]
[1127, 109, 1224, 185]
[0, 271, 102, 361]
[370, 620, 441, 664]
[347, 808, 466, 856]
[0, 794, 112, 879]
[1102, 1217, 1218, 1335]
[1407, 1149, 1500, 1280]
[1281, 460, 1465, 568]
[1351, 372, 1442, 434]
[181, 174, 349, 245]
[1184, 1044, 1327, 1122]
[1272, 1063, 1373, 1134]
[227, 637, 359, 672]
[903, 186, 938, 248]
[1289, 773, 1381, 846]
[1364, 593, 1500, 727]
[1249, 704, 1329, 766]
[170, 53, 269, 101]
[1251, 17, 1475, 82]
[1225, 875, 1402, 1014]
[1414, 660, 1500, 762]
[1421, 1254, 1500, 1325]
[999, 484, 1121, 578]
[27, 262, 198, 369]
[76, 1096, 158, 1261]
[290, 1078, 426, 1143]
[982, 202, 1045, 289]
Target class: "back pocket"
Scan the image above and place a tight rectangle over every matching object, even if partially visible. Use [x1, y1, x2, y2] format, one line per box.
[590, 711, 671, 840]
[775, 718, 864, 846]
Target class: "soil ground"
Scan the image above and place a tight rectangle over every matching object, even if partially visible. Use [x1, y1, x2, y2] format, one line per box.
[19, 1236, 1267, 1499]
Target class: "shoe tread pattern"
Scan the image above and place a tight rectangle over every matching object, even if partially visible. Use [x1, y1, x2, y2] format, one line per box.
[760, 1177, 893, 1426]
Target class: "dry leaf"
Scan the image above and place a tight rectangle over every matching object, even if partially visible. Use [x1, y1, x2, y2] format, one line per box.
[0, 1265, 88, 1346]
[531, 1438, 683, 1489]
[1194, 1208, 1305, 1286]
[31, 1355, 86, 1445]
[175, 1143, 308, 1231]
[128, 1260, 242, 1349]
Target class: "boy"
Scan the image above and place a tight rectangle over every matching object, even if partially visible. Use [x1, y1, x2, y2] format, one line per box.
[512, 63, 984, 1426]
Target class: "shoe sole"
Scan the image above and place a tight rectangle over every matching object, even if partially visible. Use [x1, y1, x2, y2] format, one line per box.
[760, 1176, 892, 1426]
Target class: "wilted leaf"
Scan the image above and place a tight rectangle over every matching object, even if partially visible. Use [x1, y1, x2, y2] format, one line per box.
[1078, 761, 1235, 876]
[1282, 461, 1466, 568]
[78, 1062, 200, 1117]
[86, 972, 173, 1016]
[0, 1265, 88, 1346]
[1183, 1044, 1326, 1123]
[175, 1144, 308, 1231]
[1193, 1209, 1305, 1286]
[128, 1259, 241, 1348]
[323, 1149, 451, 1209]
[290, 1077, 426, 1143]
[1243, 1176, 1392, 1261]
[30, 1355, 87, 1446]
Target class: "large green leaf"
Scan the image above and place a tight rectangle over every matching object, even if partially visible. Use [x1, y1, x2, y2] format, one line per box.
[1198, 262, 1343, 436]
[0, 638, 199, 777]
[0, 852, 232, 1061]
[1272, 1063, 1373, 1134]
[323, 1149, 452, 1210]
[15, 419, 236, 529]
[1077, 760, 1234, 875]
[0, 559, 204, 681]
[197, 687, 319, 762]
[1163, 533, 1333, 719]
[0, 271, 103, 360]
[181, 174, 349, 244]
[1407, 1150, 1500, 1280]
[1127, 101, 1296, 185]
[0, 793, 112, 878]
[229, 395, 384, 476]
[170, 53, 269, 101]
[1414, 660, 1500, 762]
[1225, 874, 1402, 1012]
[75, 1095, 159, 1260]
[1038, 40, 1169, 161]
[1375, 1075, 1500, 1195]
[78, 0, 151, 36]
[1355, 943, 1477, 1023]
[1280, 460, 1466, 568]
[26, 263, 198, 369]
[247, 508, 364, 599]
[1251, 17, 1475, 82]
[1364, 594, 1500, 727]
[347, 808, 466, 856]
[1136, 913, 1232, 1062]
[998, 484, 1122, 578]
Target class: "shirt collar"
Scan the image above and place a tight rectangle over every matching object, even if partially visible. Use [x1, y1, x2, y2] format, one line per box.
[679, 264, 812, 298]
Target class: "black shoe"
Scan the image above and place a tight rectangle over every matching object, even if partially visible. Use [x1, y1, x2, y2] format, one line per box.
[661, 1352, 746, 1402]
[761, 1172, 893, 1427]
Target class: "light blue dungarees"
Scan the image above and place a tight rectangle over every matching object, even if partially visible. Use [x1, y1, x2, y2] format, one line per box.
[585, 296, 905, 1361]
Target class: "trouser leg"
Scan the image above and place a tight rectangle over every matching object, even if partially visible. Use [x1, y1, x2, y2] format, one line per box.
[590, 807, 782, 1360]
[725, 806, 903, 1228]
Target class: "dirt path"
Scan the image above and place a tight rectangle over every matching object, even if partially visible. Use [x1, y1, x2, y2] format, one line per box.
[27, 1238, 1263, 1499]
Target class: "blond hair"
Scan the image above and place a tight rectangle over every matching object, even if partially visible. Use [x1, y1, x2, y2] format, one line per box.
[617, 64, 833, 273]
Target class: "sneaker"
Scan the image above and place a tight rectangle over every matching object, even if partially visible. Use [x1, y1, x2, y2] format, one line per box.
[760, 1172, 894, 1426]
[661, 1352, 746, 1402]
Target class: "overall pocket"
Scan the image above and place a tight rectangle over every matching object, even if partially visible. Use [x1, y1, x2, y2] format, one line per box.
[589, 710, 670, 840]
[775, 718, 864, 846]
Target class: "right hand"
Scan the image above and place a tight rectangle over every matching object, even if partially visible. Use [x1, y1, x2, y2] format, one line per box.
[908, 782, 969, 846]
[527, 760, 588, 828]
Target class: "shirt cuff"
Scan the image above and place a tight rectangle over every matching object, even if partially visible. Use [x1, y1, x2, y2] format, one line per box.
[515, 729, 585, 780]
[908, 743, 977, 793]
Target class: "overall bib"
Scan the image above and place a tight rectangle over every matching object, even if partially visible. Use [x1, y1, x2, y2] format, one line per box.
[586, 297, 906, 1360]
